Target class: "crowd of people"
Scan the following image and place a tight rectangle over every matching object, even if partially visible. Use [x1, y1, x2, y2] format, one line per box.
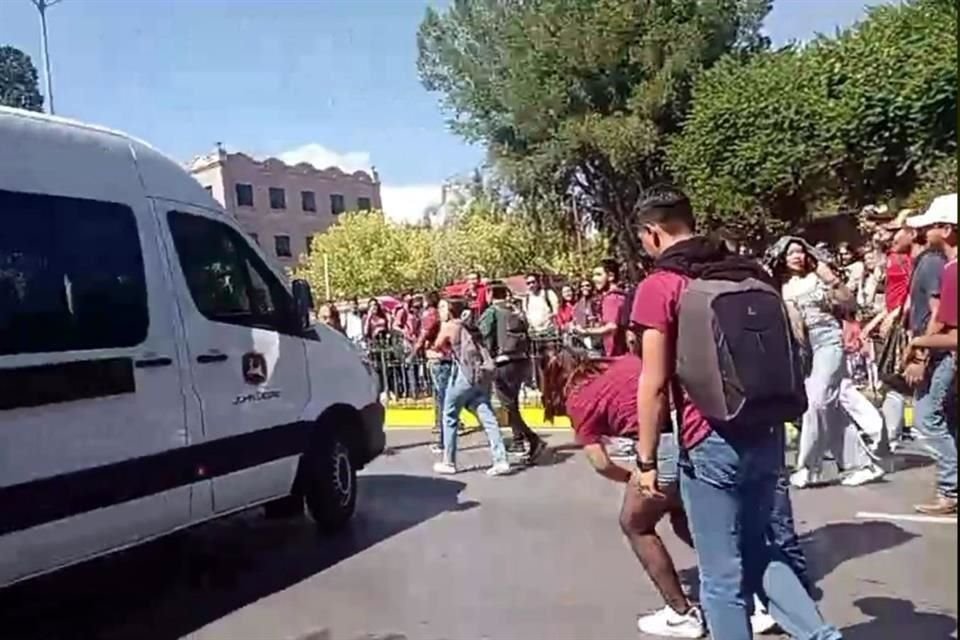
[312, 187, 957, 639]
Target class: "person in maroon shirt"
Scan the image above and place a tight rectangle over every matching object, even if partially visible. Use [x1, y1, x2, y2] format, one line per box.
[572, 259, 627, 356]
[555, 284, 577, 330]
[465, 271, 489, 317]
[630, 186, 836, 639]
[541, 349, 702, 635]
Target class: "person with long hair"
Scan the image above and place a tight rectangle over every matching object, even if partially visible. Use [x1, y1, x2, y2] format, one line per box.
[433, 298, 511, 476]
[363, 297, 389, 343]
[541, 348, 705, 638]
[772, 238, 885, 488]
[316, 302, 343, 334]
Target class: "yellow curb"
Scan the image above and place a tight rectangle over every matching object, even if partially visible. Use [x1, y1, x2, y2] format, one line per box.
[385, 406, 913, 430]
[385, 406, 570, 430]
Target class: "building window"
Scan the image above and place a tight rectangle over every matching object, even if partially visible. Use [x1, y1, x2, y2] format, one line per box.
[274, 235, 291, 258]
[0, 189, 148, 356]
[235, 183, 254, 207]
[305, 235, 314, 255]
[301, 190, 317, 213]
[357, 196, 372, 211]
[330, 193, 345, 215]
[269, 187, 286, 210]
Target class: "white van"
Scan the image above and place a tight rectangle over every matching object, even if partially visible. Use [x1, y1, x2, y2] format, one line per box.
[0, 106, 385, 587]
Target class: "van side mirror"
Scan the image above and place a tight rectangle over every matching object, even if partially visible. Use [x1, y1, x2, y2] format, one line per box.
[291, 279, 314, 332]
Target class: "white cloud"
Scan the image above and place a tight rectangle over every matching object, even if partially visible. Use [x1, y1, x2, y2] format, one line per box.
[381, 184, 444, 224]
[277, 143, 443, 225]
[278, 143, 372, 175]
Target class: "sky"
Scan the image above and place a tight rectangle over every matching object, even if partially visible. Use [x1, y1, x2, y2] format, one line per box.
[0, 0, 891, 222]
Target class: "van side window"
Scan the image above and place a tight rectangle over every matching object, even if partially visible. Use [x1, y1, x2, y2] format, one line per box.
[0, 189, 148, 356]
[167, 211, 297, 334]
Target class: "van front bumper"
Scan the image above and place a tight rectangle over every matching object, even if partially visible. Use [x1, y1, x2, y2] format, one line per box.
[358, 401, 386, 466]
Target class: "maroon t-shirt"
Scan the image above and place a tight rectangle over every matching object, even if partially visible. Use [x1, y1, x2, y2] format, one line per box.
[567, 355, 641, 446]
[936, 259, 957, 328]
[629, 270, 712, 450]
[599, 288, 627, 357]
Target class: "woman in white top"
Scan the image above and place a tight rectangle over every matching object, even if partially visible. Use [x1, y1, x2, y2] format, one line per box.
[775, 238, 885, 488]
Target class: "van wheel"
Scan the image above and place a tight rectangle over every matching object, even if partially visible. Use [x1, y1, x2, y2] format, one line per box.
[303, 432, 357, 533]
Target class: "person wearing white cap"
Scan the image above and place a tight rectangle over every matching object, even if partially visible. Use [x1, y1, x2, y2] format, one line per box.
[901, 193, 958, 515]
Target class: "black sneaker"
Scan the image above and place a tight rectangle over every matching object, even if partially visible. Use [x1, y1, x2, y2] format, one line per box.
[526, 438, 547, 465]
[507, 439, 527, 454]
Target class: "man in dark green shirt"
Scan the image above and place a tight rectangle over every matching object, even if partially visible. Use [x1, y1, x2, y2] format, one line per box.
[479, 283, 547, 461]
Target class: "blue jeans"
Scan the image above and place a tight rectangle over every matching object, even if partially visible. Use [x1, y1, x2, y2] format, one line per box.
[914, 352, 958, 499]
[428, 360, 453, 442]
[442, 364, 507, 466]
[769, 470, 811, 593]
[680, 428, 841, 640]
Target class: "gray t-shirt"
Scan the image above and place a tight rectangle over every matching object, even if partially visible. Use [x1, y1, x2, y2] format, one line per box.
[909, 249, 947, 333]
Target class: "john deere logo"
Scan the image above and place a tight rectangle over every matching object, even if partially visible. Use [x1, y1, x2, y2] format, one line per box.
[242, 352, 268, 385]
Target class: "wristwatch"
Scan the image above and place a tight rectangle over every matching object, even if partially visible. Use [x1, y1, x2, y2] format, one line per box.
[636, 458, 657, 473]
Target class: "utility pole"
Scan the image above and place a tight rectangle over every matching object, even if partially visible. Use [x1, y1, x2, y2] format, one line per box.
[30, 0, 63, 115]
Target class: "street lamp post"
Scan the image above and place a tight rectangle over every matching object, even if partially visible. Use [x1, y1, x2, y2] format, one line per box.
[30, 0, 63, 115]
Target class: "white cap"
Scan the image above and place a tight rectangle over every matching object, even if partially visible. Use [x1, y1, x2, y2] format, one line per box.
[906, 193, 958, 228]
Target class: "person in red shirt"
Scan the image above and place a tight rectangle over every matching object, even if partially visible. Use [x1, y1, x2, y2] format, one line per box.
[862, 216, 914, 339]
[630, 186, 837, 639]
[541, 349, 704, 636]
[572, 258, 627, 356]
[465, 271, 489, 317]
[555, 284, 577, 330]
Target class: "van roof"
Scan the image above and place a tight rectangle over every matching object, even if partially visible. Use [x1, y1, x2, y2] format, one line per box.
[0, 105, 219, 209]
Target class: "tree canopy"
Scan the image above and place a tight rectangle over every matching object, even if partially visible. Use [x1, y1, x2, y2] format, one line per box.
[294, 203, 604, 300]
[668, 0, 957, 241]
[417, 0, 772, 267]
[0, 46, 44, 112]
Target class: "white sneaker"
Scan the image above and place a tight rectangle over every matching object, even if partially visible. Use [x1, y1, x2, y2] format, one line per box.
[432, 461, 457, 475]
[485, 461, 511, 476]
[636, 605, 705, 638]
[430, 444, 444, 455]
[751, 596, 778, 634]
[790, 467, 825, 489]
[841, 464, 885, 487]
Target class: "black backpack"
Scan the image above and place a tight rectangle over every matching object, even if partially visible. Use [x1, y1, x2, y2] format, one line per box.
[494, 303, 530, 360]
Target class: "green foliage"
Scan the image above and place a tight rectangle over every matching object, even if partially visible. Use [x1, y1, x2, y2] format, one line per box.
[669, 0, 957, 240]
[0, 46, 44, 112]
[417, 0, 772, 267]
[293, 205, 604, 300]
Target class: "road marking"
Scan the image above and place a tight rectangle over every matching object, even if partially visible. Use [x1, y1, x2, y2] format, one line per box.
[856, 511, 957, 525]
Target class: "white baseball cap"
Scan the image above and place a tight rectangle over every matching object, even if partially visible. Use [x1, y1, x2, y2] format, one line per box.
[906, 193, 958, 228]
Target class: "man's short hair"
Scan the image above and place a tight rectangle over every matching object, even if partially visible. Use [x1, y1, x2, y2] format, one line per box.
[599, 258, 621, 282]
[635, 185, 696, 234]
[489, 281, 510, 301]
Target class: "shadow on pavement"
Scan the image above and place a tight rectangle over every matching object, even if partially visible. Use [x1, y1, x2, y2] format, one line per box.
[0, 474, 472, 640]
[841, 597, 958, 640]
[801, 521, 918, 586]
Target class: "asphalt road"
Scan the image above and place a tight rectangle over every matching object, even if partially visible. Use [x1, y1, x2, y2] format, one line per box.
[1, 430, 956, 640]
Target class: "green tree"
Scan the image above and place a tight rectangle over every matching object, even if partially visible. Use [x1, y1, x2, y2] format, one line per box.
[0, 46, 44, 112]
[294, 211, 435, 299]
[417, 0, 771, 270]
[669, 0, 957, 241]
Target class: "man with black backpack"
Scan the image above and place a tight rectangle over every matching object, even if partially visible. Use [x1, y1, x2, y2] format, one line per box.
[630, 186, 842, 640]
[479, 282, 548, 462]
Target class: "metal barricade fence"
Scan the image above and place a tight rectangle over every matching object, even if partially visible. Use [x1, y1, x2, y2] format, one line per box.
[362, 331, 577, 408]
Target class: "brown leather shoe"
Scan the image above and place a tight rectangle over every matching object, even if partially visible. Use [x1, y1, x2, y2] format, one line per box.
[915, 496, 958, 516]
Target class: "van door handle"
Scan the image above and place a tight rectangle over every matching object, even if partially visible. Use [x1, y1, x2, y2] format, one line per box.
[197, 353, 229, 364]
[135, 357, 174, 369]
